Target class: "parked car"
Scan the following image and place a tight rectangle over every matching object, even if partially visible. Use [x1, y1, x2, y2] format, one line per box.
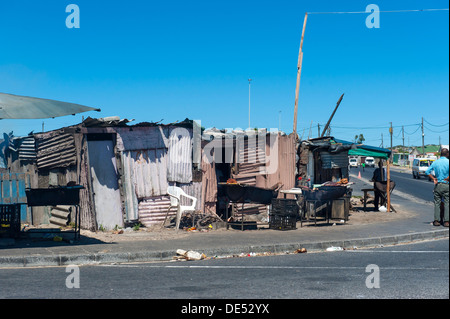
[349, 158, 358, 168]
[412, 158, 435, 179]
[365, 157, 375, 168]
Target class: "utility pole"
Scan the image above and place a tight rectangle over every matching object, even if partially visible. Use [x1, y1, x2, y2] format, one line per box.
[278, 110, 281, 132]
[389, 122, 393, 162]
[307, 120, 312, 139]
[293, 12, 308, 139]
[317, 123, 320, 137]
[402, 125, 405, 150]
[421, 117, 425, 155]
[381, 133, 384, 148]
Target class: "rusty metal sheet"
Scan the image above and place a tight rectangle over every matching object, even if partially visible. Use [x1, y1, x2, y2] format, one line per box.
[138, 196, 177, 227]
[35, 132, 77, 169]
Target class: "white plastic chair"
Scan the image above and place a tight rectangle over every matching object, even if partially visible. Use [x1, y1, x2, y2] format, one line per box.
[163, 186, 198, 231]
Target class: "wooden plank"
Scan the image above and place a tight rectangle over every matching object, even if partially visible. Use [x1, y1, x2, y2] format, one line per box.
[0, 173, 29, 205]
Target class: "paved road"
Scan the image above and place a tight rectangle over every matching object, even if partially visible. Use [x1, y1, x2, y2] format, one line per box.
[0, 239, 447, 300]
[351, 166, 435, 203]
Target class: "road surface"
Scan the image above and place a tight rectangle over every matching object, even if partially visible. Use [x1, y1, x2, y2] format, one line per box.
[0, 239, 447, 300]
[351, 166, 435, 203]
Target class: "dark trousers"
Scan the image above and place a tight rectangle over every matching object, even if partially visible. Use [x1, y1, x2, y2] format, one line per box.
[434, 183, 449, 222]
[373, 183, 385, 210]
[374, 189, 384, 210]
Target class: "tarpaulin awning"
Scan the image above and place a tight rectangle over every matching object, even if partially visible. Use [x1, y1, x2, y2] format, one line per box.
[348, 148, 390, 160]
[333, 138, 391, 160]
[0, 92, 101, 119]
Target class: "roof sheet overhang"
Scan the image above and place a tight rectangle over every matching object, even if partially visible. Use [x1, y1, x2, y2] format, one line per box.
[0, 92, 101, 119]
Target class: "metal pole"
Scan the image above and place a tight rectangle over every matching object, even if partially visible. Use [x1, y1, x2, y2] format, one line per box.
[321, 93, 344, 137]
[279, 110, 281, 131]
[248, 78, 252, 129]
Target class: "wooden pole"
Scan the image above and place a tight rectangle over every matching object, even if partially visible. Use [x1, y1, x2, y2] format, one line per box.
[293, 12, 308, 139]
[321, 93, 344, 137]
[386, 159, 391, 212]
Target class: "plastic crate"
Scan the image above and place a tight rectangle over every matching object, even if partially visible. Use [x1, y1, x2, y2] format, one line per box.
[0, 205, 21, 237]
[271, 198, 299, 216]
[269, 214, 297, 230]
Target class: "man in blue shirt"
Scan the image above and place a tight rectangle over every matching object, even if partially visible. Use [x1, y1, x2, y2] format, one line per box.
[426, 148, 449, 227]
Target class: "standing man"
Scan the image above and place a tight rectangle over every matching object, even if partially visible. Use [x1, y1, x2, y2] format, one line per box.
[426, 148, 449, 227]
[371, 160, 386, 211]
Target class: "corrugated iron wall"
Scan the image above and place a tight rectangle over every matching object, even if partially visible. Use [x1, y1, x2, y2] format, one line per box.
[319, 151, 349, 169]
[17, 137, 36, 162]
[138, 196, 177, 226]
[121, 148, 169, 222]
[199, 132, 297, 219]
[115, 126, 169, 151]
[232, 133, 266, 185]
[35, 132, 77, 170]
[118, 125, 201, 226]
[167, 127, 193, 183]
[231, 133, 269, 215]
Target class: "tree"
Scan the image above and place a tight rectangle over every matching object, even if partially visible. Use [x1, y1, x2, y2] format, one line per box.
[355, 134, 365, 144]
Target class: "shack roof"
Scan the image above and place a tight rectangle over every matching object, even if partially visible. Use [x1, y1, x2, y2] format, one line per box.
[300, 137, 391, 159]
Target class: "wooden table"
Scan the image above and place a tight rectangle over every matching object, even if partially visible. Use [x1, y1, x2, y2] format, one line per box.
[361, 188, 375, 212]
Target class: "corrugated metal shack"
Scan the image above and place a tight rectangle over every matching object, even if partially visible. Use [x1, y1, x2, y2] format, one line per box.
[115, 121, 202, 227]
[3, 119, 298, 231]
[297, 136, 354, 185]
[3, 118, 202, 230]
[201, 128, 297, 222]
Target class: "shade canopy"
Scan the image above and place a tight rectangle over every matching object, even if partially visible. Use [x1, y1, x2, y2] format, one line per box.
[0, 92, 101, 119]
[347, 148, 391, 160]
[333, 138, 392, 160]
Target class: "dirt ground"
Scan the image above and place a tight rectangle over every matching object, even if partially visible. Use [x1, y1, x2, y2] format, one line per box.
[73, 197, 416, 243]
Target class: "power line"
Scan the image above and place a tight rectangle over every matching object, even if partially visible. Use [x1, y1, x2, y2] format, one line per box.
[331, 123, 420, 130]
[403, 124, 422, 135]
[424, 125, 449, 133]
[307, 8, 449, 15]
[423, 118, 449, 127]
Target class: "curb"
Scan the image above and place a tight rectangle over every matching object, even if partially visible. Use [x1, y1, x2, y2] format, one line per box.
[0, 229, 448, 268]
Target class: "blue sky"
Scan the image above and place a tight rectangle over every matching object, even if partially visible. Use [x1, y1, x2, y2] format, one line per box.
[0, 0, 448, 147]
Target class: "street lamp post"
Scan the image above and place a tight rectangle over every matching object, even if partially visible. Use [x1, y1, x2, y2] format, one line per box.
[279, 110, 281, 131]
[248, 78, 252, 130]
